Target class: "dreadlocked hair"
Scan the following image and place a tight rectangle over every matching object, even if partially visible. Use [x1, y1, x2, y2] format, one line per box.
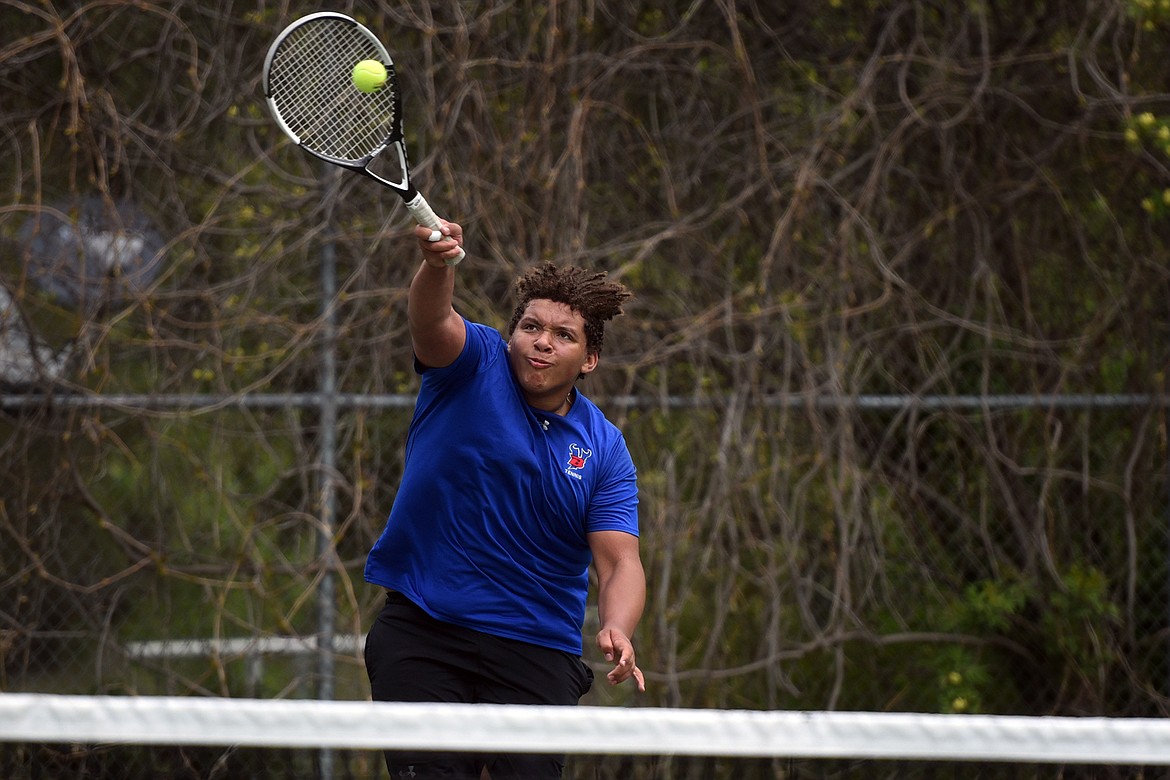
[507, 262, 633, 353]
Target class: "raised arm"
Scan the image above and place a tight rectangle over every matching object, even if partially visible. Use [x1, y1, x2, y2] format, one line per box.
[408, 220, 466, 368]
[589, 529, 646, 690]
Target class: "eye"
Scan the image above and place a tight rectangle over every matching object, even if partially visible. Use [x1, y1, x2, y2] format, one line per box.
[521, 322, 539, 332]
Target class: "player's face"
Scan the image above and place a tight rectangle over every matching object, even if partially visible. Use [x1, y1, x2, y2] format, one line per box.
[508, 299, 597, 411]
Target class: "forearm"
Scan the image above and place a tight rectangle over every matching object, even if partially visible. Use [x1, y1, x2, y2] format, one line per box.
[406, 224, 465, 367]
[407, 261, 456, 333]
[596, 557, 645, 639]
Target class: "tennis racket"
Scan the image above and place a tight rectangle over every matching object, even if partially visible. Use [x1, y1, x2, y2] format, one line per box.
[263, 11, 464, 264]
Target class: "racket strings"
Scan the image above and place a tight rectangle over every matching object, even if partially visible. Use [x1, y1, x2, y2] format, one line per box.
[268, 20, 397, 162]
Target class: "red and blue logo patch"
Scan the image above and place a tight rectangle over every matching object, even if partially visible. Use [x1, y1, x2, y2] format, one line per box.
[566, 443, 591, 479]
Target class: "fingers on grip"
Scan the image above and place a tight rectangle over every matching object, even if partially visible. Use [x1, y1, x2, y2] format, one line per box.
[409, 196, 463, 265]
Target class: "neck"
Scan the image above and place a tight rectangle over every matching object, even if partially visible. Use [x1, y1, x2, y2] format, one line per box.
[526, 385, 576, 416]
[534, 388, 574, 417]
[555, 388, 574, 416]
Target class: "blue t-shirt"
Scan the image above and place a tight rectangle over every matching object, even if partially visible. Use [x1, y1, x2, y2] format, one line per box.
[364, 319, 639, 654]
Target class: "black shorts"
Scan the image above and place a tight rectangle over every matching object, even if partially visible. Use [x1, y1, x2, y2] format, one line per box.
[364, 591, 594, 779]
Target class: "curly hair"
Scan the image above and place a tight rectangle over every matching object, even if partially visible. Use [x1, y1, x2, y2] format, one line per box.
[507, 262, 633, 354]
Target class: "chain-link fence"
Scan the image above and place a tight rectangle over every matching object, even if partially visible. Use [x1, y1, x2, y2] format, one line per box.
[3, 391, 1167, 718]
[3, 391, 1168, 778]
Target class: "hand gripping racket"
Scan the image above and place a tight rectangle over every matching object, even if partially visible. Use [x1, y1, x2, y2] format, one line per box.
[263, 12, 464, 264]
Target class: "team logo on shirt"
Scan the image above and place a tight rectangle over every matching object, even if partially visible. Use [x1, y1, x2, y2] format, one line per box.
[565, 443, 592, 480]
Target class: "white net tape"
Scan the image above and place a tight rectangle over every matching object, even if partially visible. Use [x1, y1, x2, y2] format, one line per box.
[1, 694, 1168, 765]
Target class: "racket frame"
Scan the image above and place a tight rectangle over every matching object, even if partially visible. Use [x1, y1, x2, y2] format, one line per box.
[263, 11, 462, 263]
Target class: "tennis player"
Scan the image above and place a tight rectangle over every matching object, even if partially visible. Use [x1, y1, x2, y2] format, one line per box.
[364, 220, 645, 779]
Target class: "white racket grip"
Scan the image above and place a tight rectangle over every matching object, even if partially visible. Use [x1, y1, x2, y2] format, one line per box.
[405, 192, 464, 266]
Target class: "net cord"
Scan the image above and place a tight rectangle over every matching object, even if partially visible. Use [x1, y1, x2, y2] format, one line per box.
[1, 694, 1168, 764]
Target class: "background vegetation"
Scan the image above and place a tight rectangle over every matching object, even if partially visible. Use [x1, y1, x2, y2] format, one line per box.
[2, 0, 1169, 776]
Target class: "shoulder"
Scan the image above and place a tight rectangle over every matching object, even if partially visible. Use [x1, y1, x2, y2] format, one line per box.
[466, 320, 507, 346]
[418, 320, 506, 379]
[574, 392, 623, 434]
[573, 393, 634, 465]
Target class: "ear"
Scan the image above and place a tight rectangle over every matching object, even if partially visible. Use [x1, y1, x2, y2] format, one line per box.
[580, 349, 599, 376]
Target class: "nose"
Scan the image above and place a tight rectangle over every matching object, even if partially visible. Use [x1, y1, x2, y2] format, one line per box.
[533, 329, 553, 351]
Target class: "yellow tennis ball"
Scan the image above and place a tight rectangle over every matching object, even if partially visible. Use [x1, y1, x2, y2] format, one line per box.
[352, 59, 387, 94]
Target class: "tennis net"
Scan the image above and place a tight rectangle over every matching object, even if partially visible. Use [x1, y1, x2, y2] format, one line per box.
[1, 693, 1166, 779]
